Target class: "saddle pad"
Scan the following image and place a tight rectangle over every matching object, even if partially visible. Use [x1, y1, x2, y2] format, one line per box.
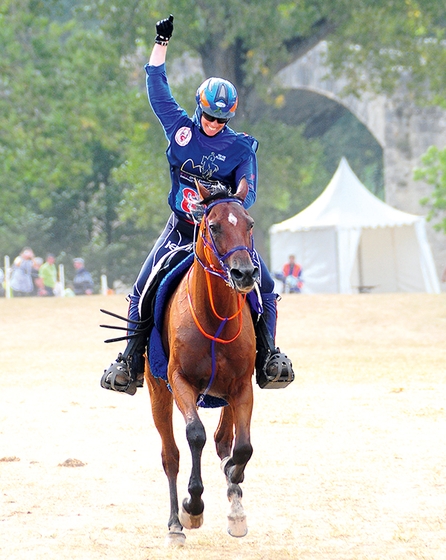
[148, 253, 228, 409]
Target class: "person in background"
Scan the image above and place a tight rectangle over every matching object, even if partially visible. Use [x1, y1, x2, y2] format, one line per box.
[31, 257, 44, 296]
[10, 247, 35, 297]
[72, 258, 94, 295]
[281, 255, 303, 293]
[38, 253, 57, 296]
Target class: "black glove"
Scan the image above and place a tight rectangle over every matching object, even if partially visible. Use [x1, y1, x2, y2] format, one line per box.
[155, 14, 174, 45]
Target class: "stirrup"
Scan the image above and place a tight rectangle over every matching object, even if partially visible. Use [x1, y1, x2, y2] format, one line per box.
[100, 353, 137, 396]
[256, 348, 294, 389]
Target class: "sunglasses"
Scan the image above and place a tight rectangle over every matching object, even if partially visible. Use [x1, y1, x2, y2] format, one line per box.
[202, 112, 229, 125]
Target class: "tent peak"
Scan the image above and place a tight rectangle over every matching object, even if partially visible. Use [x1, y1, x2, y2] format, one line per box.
[270, 156, 421, 233]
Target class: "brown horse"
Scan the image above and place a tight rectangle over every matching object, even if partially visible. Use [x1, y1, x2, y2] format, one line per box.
[144, 178, 259, 546]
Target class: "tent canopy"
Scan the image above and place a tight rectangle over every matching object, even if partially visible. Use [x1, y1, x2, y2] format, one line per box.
[269, 157, 440, 294]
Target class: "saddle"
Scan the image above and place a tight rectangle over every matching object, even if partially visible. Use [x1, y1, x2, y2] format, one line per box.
[140, 248, 193, 338]
[101, 248, 293, 396]
[145, 255, 293, 393]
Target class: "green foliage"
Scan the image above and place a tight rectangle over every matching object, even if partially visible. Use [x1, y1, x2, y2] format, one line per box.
[320, 113, 384, 199]
[246, 119, 329, 258]
[85, 1, 446, 109]
[326, 0, 446, 107]
[2, 0, 445, 285]
[0, 4, 164, 285]
[415, 146, 446, 233]
[252, 121, 328, 221]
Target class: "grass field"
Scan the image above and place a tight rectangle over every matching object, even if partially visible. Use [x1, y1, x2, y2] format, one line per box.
[1, 293, 445, 559]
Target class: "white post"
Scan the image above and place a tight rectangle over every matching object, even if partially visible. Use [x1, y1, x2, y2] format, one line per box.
[58, 264, 65, 297]
[4, 255, 11, 299]
[101, 274, 108, 296]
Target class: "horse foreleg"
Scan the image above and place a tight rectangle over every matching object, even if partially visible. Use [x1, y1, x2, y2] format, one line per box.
[144, 365, 185, 546]
[171, 372, 206, 531]
[178, 416, 206, 530]
[221, 382, 254, 537]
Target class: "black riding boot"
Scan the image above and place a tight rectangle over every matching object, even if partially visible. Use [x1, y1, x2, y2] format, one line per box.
[100, 247, 194, 396]
[100, 335, 146, 396]
[255, 294, 294, 389]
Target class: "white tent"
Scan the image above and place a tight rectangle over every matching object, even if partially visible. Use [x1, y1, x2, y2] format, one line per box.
[269, 157, 440, 294]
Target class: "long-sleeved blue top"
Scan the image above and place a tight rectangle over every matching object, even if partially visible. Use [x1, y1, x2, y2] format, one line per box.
[145, 63, 258, 223]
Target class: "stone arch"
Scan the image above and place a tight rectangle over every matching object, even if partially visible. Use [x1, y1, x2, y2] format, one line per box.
[276, 42, 446, 283]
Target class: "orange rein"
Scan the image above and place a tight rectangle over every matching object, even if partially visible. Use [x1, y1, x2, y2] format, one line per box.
[186, 219, 247, 343]
[186, 266, 247, 344]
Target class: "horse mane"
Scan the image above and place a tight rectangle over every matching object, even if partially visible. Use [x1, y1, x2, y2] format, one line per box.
[198, 183, 241, 207]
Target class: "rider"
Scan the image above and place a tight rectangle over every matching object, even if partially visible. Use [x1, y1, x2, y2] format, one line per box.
[101, 14, 293, 394]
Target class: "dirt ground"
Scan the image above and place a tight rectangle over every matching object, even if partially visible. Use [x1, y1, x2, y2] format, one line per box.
[1, 293, 445, 560]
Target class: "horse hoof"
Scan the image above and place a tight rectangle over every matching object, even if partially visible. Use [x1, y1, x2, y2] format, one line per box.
[179, 504, 204, 530]
[227, 514, 248, 538]
[227, 490, 247, 537]
[165, 531, 186, 547]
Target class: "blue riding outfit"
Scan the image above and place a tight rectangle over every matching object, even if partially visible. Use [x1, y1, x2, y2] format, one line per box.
[127, 63, 276, 332]
[101, 13, 293, 395]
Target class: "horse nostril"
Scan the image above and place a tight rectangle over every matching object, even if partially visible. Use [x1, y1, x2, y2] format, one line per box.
[230, 266, 259, 287]
[231, 269, 244, 282]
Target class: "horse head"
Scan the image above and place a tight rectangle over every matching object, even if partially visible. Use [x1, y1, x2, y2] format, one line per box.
[195, 178, 260, 294]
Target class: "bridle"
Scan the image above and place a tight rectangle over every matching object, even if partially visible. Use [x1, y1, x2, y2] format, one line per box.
[187, 196, 256, 343]
[193, 197, 256, 289]
[186, 195, 257, 405]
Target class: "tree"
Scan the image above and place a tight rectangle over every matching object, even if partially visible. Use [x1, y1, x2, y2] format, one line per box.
[3, 1, 445, 284]
[87, 0, 445, 237]
[79, 2, 341, 251]
[247, 119, 329, 255]
[415, 147, 446, 234]
[325, 1, 446, 108]
[88, 1, 446, 111]
[0, 1, 170, 284]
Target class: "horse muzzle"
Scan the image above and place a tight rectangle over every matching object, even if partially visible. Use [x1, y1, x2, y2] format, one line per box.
[229, 265, 260, 293]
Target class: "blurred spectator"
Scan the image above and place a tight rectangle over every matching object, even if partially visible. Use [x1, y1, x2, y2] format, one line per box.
[275, 255, 303, 293]
[72, 258, 94, 295]
[38, 253, 57, 296]
[442, 265, 446, 283]
[31, 257, 44, 295]
[10, 247, 35, 297]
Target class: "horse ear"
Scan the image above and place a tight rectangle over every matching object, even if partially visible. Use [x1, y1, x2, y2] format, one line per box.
[235, 177, 249, 202]
[195, 178, 211, 201]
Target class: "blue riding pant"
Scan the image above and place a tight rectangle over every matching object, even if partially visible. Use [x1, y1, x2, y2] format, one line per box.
[128, 213, 278, 338]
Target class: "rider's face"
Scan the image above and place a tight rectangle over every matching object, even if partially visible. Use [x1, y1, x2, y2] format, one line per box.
[201, 115, 227, 136]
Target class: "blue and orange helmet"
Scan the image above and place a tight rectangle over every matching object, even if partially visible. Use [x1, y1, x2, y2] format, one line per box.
[196, 77, 238, 120]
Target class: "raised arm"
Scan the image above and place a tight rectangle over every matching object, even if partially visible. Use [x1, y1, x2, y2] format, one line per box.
[148, 15, 174, 67]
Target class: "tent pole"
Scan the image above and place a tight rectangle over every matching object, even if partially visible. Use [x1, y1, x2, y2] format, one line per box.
[357, 242, 364, 293]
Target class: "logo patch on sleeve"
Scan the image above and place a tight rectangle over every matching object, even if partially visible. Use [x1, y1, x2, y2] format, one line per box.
[175, 127, 192, 146]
